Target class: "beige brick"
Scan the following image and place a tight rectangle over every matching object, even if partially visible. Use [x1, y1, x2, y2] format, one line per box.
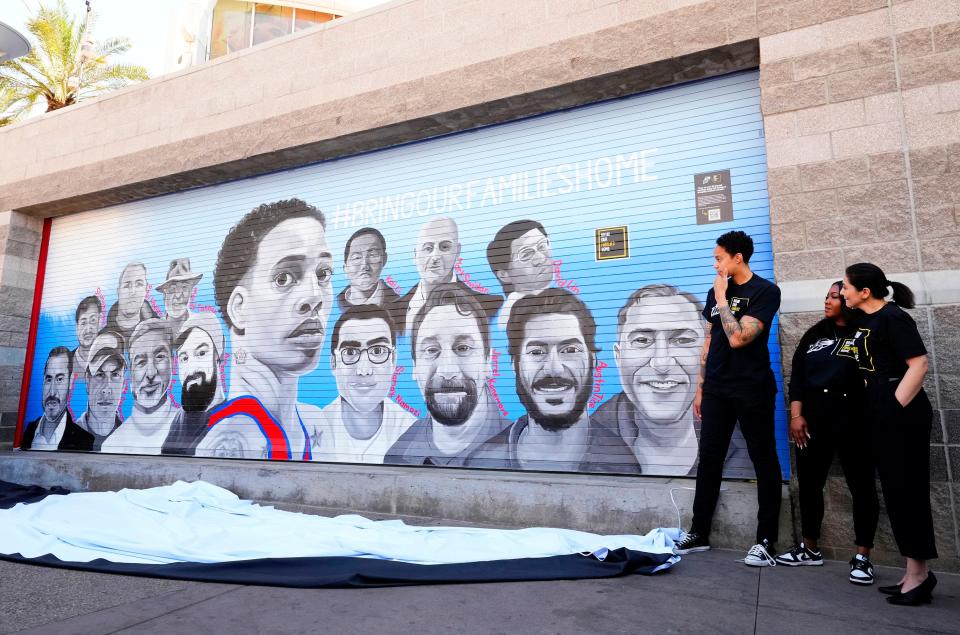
[920, 236, 960, 269]
[912, 175, 954, 208]
[844, 241, 921, 273]
[916, 205, 960, 238]
[900, 48, 960, 90]
[760, 59, 795, 87]
[850, 0, 887, 11]
[827, 64, 897, 102]
[787, 0, 854, 31]
[799, 161, 835, 190]
[832, 122, 903, 158]
[795, 99, 865, 135]
[932, 20, 960, 51]
[863, 92, 900, 124]
[793, 44, 862, 81]
[858, 36, 894, 65]
[911, 146, 951, 176]
[833, 157, 871, 186]
[725, 13, 759, 43]
[837, 180, 909, 217]
[770, 189, 838, 223]
[892, 0, 960, 33]
[905, 110, 960, 148]
[766, 134, 834, 168]
[760, 24, 825, 62]
[761, 78, 829, 114]
[821, 9, 891, 49]
[875, 201, 916, 240]
[901, 85, 942, 122]
[897, 27, 935, 57]
[766, 165, 803, 196]
[947, 141, 960, 172]
[758, 6, 790, 37]
[939, 79, 960, 111]
[771, 221, 806, 252]
[806, 209, 877, 246]
[869, 152, 907, 181]
[764, 112, 798, 141]
[774, 248, 845, 281]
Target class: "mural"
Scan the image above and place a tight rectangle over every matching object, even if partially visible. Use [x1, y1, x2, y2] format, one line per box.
[21, 70, 785, 477]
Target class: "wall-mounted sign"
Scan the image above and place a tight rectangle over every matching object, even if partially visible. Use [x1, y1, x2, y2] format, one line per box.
[694, 169, 733, 224]
[595, 226, 629, 261]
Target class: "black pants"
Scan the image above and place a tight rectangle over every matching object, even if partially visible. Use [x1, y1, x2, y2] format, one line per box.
[692, 385, 783, 544]
[867, 380, 938, 561]
[795, 390, 878, 548]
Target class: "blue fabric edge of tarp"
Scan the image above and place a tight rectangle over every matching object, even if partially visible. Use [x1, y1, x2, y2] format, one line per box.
[0, 480, 676, 588]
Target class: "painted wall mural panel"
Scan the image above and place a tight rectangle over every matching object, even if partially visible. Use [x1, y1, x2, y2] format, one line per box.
[21, 70, 788, 477]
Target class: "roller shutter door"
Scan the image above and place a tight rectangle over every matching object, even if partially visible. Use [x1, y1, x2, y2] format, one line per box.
[22, 69, 787, 477]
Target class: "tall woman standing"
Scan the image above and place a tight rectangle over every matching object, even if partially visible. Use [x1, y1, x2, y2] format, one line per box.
[841, 263, 937, 605]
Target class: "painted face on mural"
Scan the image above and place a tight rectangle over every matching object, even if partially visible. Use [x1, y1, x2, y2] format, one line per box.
[415, 304, 487, 426]
[230, 217, 334, 376]
[87, 357, 124, 426]
[178, 327, 219, 412]
[516, 313, 592, 431]
[415, 218, 460, 286]
[75, 306, 99, 349]
[118, 264, 148, 319]
[345, 232, 386, 294]
[332, 317, 394, 413]
[130, 329, 172, 410]
[42, 353, 70, 422]
[501, 228, 553, 293]
[614, 294, 703, 425]
[163, 282, 193, 319]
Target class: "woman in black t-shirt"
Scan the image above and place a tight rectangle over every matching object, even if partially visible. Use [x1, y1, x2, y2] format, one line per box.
[776, 282, 879, 584]
[841, 263, 937, 606]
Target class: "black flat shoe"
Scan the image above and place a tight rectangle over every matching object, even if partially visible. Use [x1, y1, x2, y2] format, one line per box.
[879, 583, 903, 595]
[887, 572, 937, 606]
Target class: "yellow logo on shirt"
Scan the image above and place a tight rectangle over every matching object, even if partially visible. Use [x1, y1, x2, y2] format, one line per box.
[836, 328, 874, 371]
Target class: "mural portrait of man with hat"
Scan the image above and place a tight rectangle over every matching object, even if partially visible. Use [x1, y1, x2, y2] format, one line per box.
[157, 258, 203, 337]
[75, 330, 126, 452]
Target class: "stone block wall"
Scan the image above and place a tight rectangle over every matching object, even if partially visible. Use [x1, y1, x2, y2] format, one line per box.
[761, 0, 960, 570]
[0, 211, 42, 449]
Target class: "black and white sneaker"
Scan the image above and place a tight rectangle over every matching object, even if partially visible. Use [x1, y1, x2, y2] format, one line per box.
[775, 542, 824, 566]
[849, 554, 875, 585]
[674, 531, 711, 555]
[744, 539, 777, 567]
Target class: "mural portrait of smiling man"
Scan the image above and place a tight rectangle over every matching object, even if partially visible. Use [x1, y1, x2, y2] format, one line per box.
[313, 305, 414, 464]
[196, 199, 332, 461]
[468, 288, 638, 473]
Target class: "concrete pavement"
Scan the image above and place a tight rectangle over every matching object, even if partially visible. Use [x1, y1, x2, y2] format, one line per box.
[2, 548, 957, 634]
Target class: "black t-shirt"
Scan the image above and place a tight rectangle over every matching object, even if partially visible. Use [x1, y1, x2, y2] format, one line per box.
[702, 273, 781, 393]
[840, 303, 926, 378]
[788, 319, 862, 402]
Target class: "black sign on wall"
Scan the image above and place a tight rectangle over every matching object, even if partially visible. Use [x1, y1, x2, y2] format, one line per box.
[595, 225, 629, 261]
[694, 169, 734, 224]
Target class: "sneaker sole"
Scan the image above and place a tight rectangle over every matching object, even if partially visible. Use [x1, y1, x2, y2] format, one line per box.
[674, 546, 711, 555]
[744, 559, 774, 567]
[849, 576, 875, 585]
[775, 559, 824, 566]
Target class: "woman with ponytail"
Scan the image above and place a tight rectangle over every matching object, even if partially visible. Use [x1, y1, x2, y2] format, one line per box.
[841, 263, 937, 606]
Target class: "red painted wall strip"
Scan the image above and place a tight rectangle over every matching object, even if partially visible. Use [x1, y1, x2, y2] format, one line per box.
[14, 217, 52, 448]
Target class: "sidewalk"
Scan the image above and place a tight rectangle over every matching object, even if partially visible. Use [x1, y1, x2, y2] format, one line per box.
[2, 547, 957, 634]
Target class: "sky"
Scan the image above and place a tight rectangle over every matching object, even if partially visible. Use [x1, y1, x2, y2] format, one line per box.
[1, 0, 172, 77]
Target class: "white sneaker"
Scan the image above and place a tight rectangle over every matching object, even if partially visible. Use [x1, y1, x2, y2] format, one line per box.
[744, 539, 777, 567]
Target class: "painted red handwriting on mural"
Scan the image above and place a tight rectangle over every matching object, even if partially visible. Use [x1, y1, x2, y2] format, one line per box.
[219, 352, 230, 392]
[194, 303, 217, 314]
[389, 365, 420, 417]
[189, 286, 199, 310]
[386, 275, 403, 296]
[454, 258, 490, 294]
[588, 360, 608, 410]
[146, 284, 162, 317]
[486, 348, 507, 417]
[553, 259, 580, 294]
[95, 287, 106, 328]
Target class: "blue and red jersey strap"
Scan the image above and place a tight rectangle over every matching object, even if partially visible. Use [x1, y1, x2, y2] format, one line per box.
[208, 396, 311, 461]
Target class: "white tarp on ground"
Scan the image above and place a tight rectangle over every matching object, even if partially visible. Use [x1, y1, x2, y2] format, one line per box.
[0, 481, 680, 567]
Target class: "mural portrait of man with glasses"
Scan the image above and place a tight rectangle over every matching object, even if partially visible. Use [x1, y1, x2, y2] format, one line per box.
[486, 220, 555, 330]
[337, 227, 400, 314]
[313, 305, 414, 464]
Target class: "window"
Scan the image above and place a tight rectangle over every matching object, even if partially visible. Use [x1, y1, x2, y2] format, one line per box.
[210, 2, 339, 60]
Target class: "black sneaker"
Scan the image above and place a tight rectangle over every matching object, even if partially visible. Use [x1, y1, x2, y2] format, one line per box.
[775, 542, 823, 566]
[744, 539, 777, 567]
[849, 554, 875, 585]
[674, 531, 710, 555]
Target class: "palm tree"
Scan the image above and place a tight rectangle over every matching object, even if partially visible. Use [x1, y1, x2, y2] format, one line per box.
[0, 0, 148, 126]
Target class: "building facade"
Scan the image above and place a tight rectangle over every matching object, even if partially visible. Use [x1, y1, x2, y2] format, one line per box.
[0, 0, 957, 570]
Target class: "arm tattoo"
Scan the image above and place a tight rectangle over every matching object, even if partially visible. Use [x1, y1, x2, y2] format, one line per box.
[718, 307, 764, 347]
[699, 333, 711, 384]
